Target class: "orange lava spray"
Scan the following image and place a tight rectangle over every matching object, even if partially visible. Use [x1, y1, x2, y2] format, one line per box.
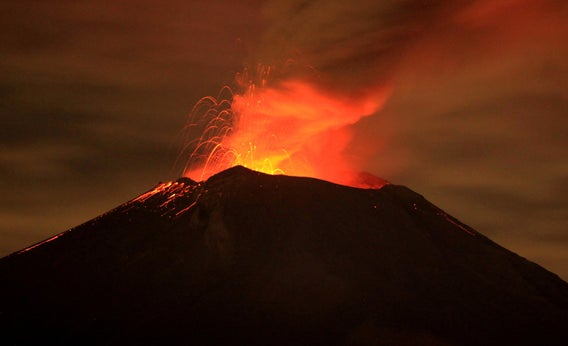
[180, 65, 389, 187]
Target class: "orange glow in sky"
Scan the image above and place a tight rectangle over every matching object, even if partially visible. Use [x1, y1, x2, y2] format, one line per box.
[181, 68, 388, 187]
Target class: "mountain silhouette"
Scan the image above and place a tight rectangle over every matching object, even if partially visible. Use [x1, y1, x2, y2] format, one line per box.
[1, 166, 567, 345]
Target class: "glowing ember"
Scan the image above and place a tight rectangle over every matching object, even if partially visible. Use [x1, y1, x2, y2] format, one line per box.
[133, 181, 174, 203]
[180, 65, 389, 187]
[17, 233, 66, 254]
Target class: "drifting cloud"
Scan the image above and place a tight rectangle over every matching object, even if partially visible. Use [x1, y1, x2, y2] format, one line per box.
[0, 0, 263, 254]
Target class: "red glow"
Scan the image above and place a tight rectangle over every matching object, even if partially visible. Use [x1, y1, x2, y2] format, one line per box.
[181, 68, 389, 188]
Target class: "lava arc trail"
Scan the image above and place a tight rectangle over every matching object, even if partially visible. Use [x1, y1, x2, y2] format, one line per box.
[179, 65, 389, 188]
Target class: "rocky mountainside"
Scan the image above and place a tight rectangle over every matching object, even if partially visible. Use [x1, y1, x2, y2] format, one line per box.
[1, 166, 567, 345]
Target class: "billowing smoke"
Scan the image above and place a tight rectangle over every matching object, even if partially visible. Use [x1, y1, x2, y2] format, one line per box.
[249, 0, 567, 175]
[183, 0, 567, 195]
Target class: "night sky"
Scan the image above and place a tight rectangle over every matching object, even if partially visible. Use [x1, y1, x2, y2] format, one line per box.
[1, 1, 567, 279]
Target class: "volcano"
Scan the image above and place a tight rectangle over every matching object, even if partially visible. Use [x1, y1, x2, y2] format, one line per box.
[1, 166, 567, 345]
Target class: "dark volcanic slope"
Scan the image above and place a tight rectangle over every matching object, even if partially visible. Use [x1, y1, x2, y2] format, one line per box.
[1, 166, 567, 345]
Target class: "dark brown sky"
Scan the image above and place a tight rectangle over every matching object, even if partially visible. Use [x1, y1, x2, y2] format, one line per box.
[1, 1, 567, 279]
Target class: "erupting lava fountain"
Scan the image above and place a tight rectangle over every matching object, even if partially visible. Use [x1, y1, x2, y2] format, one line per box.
[178, 65, 389, 188]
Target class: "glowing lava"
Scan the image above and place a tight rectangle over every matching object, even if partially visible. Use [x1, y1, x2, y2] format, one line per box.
[180, 66, 388, 187]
